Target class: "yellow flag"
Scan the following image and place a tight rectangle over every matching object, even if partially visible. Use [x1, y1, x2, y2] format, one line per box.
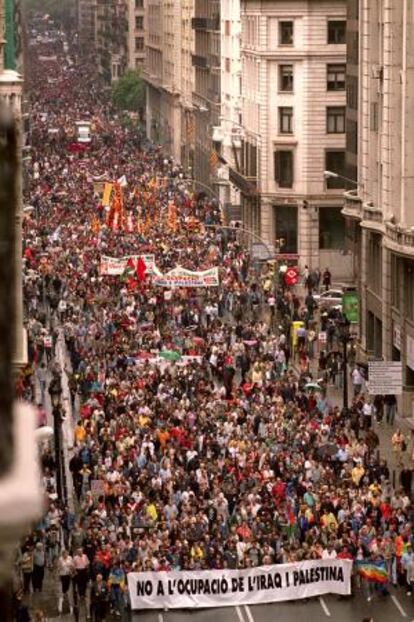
[102, 182, 113, 207]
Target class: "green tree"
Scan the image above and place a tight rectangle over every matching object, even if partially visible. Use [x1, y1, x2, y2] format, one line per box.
[111, 69, 145, 113]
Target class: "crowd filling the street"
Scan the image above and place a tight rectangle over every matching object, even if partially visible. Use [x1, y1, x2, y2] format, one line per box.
[13, 16, 414, 622]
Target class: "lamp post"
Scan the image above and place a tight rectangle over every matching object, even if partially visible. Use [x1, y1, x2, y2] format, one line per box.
[339, 317, 352, 413]
[49, 373, 64, 503]
[323, 170, 358, 187]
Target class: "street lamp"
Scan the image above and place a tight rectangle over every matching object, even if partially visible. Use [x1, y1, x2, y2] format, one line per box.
[338, 317, 352, 413]
[48, 373, 65, 504]
[323, 170, 358, 187]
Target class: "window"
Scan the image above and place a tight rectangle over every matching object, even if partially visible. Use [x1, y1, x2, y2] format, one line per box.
[279, 107, 293, 134]
[275, 205, 298, 253]
[327, 64, 345, 90]
[370, 102, 378, 131]
[327, 20, 346, 44]
[274, 150, 294, 188]
[279, 65, 293, 92]
[279, 21, 293, 45]
[319, 207, 345, 249]
[135, 0, 144, 7]
[135, 37, 144, 51]
[225, 58, 230, 72]
[135, 16, 143, 30]
[325, 150, 346, 188]
[326, 106, 345, 133]
[225, 20, 230, 36]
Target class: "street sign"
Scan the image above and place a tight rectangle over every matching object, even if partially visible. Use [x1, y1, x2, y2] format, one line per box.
[368, 361, 403, 395]
[342, 291, 359, 324]
[284, 267, 298, 286]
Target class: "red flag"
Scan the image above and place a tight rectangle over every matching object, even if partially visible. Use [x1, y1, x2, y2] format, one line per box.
[136, 257, 147, 283]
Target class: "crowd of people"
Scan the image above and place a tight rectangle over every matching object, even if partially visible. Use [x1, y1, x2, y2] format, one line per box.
[14, 15, 414, 622]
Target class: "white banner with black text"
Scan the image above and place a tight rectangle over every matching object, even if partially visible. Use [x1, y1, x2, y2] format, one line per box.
[127, 559, 352, 609]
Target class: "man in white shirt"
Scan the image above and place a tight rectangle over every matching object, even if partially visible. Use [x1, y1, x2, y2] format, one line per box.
[352, 367, 364, 396]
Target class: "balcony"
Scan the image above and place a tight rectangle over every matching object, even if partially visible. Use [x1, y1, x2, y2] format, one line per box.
[191, 17, 208, 30]
[385, 222, 414, 250]
[342, 189, 362, 221]
[208, 54, 220, 69]
[362, 202, 383, 224]
[192, 54, 207, 69]
[208, 15, 220, 31]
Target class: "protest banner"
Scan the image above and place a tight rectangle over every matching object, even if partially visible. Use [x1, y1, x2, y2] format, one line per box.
[152, 266, 219, 288]
[127, 559, 352, 610]
[99, 255, 156, 276]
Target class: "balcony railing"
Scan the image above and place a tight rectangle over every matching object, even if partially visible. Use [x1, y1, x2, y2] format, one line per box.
[362, 203, 383, 224]
[385, 223, 414, 248]
[191, 17, 208, 30]
[192, 54, 207, 69]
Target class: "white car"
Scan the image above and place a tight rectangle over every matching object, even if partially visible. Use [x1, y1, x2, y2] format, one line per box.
[313, 289, 343, 309]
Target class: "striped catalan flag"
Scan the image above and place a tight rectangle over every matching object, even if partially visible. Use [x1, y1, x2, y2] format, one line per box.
[209, 149, 219, 171]
[356, 560, 388, 583]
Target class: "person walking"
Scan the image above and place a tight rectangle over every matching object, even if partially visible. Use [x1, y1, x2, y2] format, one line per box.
[57, 549, 74, 615]
[384, 394, 397, 425]
[20, 545, 34, 594]
[73, 547, 90, 600]
[91, 573, 109, 621]
[32, 542, 46, 593]
[392, 429, 406, 467]
[352, 366, 364, 396]
[322, 268, 332, 291]
[407, 555, 414, 597]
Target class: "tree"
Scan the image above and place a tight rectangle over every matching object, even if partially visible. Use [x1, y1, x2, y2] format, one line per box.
[111, 69, 145, 113]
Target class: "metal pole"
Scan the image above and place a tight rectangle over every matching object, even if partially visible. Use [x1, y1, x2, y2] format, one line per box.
[53, 407, 63, 502]
[343, 337, 349, 412]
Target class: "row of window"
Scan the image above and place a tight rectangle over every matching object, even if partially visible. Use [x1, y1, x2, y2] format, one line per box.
[277, 63, 345, 92]
[274, 149, 345, 189]
[277, 106, 345, 135]
[278, 19, 346, 46]
[275, 205, 345, 254]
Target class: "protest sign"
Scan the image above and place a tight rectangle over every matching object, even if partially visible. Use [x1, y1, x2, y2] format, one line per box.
[127, 559, 352, 610]
[100, 255, 156, 276]
[152, 266, 219, 288]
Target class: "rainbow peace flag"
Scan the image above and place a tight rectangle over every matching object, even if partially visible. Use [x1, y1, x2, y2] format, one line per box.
[356, 560, 388, 583]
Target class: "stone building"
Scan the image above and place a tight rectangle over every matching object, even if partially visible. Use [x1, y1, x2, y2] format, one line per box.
[239, 0, 348, 275]
[344, 0, 414, 409]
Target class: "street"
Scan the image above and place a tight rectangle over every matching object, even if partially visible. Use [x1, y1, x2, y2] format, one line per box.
[10, 7, 414, 622]
[129, 590, 414, 622]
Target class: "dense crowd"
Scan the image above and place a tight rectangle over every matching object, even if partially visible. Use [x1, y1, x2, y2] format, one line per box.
[15, 17, 414, 621]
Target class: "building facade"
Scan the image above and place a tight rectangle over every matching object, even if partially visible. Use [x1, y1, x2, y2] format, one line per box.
[144, 0, 194, 165]
[192, 0, 221, 187]
[212, 0, 242, 219]
[239, 0, 348, 274]
[96, 0, 128, 82]
[343, 0, 414, 408]
[77, 0, 97, 53]
[126, 0, 145, 71]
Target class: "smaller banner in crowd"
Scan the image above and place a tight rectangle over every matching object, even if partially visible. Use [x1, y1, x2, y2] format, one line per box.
[99, 255, 156, 276]
[100, 257, 219, 288]
[127, 559, 352, 610]
[152, 266, 219, 288]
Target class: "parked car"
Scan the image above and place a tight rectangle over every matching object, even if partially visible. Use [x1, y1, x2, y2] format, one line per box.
[313, 288, 344, 310]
